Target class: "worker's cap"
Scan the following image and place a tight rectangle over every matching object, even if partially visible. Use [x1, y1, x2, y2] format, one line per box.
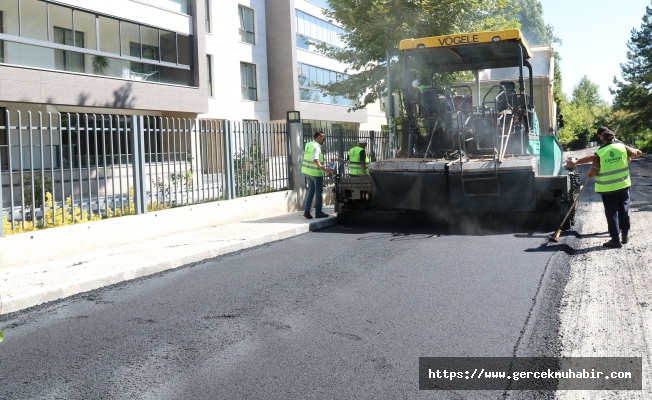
[359, 139, 368, 144]
[597, 126, 615, 141]
[597, 126, 610, 135]
[412, 79, 420, 88]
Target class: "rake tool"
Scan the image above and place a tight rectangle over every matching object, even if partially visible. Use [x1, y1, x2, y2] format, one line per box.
[548, 176, 590, 242]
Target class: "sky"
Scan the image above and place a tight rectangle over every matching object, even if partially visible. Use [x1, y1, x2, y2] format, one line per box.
[540, 0, 651, 103]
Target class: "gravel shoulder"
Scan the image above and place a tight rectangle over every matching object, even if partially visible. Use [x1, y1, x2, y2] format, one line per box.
[556, 150, 652, 399]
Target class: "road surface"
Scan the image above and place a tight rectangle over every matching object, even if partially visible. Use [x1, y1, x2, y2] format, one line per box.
[1, 218, 564, 399]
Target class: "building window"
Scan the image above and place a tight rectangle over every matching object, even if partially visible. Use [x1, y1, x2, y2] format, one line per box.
[135, 0, 189, 15]
[177, 34, 192, 65]
[121, 21, 140, 58]
[74, 10, 96, 50]
[207, 55, 213, 97]
[0, 0, 195, 86]
[141, 26, 159, 60]
[301, 119, 358, 132]
[296, 10, 345, 50]
[48, 4, 72, 43]
[20, 0, 47, 41]
[99, 16, 120, 54]
[238, 5, 254, 45]
[0, 1, 19, 36]
[53, 27, 85, 72]
[240, 62, 257, 101]
[0, 107, 7, 171]
[0, 10, 5, 63]
[160, 29, 177, 63]
[298, 63, 353, 106]
[205, 0, 211, 33]
[305, 0, 332, 10]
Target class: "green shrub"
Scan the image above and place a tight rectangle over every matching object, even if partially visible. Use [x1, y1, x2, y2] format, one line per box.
[233, 141, 270, 196]
[23, 172, 53, 218]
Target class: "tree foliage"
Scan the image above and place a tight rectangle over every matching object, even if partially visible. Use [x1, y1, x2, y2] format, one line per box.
[513, 0, 566, 140]
[559, 76, 609, 148]
[558, 102, 583, 144]
[611, 3, 652, 151]
[314, 0, 518, 110]
[572, 76, 605, 110]
[233, 141, 271, 196]
[552, 51, 566, 112]
[513, 0, 560, 46]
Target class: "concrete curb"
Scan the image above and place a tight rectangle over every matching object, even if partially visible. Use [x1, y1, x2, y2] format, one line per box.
[0, 190, 301, 269]
[3, 216, 338, 315]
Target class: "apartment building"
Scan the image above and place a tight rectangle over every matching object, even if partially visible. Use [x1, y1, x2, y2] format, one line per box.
[0, 0, 213, 182]
[0, 0, 208, 117]
[205, 0, 270, 123]
[204, 0, 385, 131]
[0, 0, 385, 128]
[269, 0, 385, 131]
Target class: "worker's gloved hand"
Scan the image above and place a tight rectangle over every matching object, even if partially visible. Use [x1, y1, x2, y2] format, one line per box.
[565, 157, 578, 169]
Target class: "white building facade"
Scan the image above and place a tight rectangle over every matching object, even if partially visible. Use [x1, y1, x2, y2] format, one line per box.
[0, 0, 386, 129]
[0, 0, 208, 118]
[202, 0, 386, 131]
[204, 0, 270, 122]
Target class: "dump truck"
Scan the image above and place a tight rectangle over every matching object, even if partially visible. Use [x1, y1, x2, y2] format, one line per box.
[334, 29, 580, 225]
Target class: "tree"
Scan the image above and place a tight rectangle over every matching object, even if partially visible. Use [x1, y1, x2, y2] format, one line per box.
[314, 0, 518, 111]
[612, 3, 652, 151]
[559, 76, 609, 148]
[513, 0, 560, 46]
[558, 102, 583, 144]
[512, 0, 567, 139]
[552, 51, 567, 119]
[572, 76, 605, 110]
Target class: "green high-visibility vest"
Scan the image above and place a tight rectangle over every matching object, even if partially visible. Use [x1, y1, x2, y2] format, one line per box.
[594, 143, 631, 193]
[301, 141, 324, 177]
[348, 146, 369, 176]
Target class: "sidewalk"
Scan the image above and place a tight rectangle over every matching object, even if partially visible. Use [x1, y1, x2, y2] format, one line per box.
[1, 208, 337, 315]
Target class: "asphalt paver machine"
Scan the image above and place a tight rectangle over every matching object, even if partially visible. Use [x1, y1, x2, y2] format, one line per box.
[335, 29, 580, 225]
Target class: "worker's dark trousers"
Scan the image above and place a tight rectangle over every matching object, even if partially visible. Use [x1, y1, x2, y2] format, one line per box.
[600, 187, 631, 241]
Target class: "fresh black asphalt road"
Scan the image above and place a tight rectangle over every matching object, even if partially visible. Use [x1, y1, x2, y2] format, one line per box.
[0, 219, 570, 399]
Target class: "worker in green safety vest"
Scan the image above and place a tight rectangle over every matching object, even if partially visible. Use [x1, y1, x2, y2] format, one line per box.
[348, 139, 370, 176]
[566, 127, 642, 248]
[301, 130, 333, 219]
[412, 79, 431, 93]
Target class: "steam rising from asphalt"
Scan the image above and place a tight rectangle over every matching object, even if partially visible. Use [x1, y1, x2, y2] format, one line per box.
[443, 214, 553, 236]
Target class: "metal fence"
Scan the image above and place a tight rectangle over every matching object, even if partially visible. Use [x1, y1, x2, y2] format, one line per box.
[0, 110, 289, 235]
[232, 121, 290, 197]
[302, 128, 394, 184]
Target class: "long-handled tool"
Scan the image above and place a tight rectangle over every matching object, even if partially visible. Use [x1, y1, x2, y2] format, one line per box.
[548, 176, 590, 242]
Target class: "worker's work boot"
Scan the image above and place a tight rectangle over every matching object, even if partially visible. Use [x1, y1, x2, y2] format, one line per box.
[303, 211, 313, 219]
[603, 239, 622, 249]
[315, 212, 329, 218]
[621, 231, 629, 244]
